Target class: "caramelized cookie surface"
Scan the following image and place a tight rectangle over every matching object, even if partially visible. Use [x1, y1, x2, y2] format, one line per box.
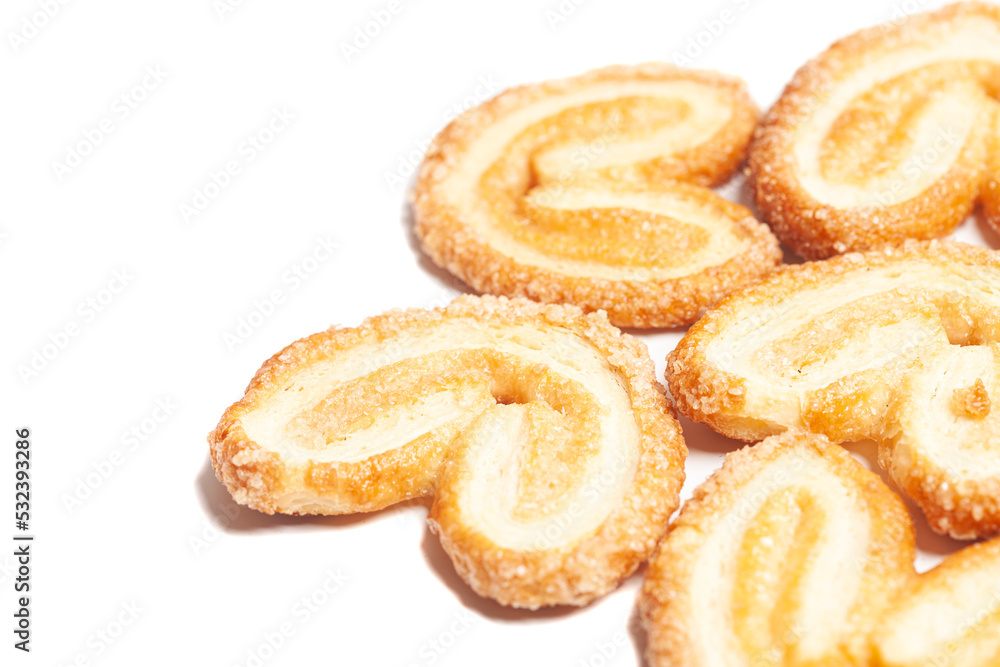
[750, 2, 1000, 259]
[668, 241, 1000, 539]
[210, 295, 686, 608]
[415, 63, 780, 327]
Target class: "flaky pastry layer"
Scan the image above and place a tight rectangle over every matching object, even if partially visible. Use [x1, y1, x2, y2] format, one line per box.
[667, 240, 1000, 539]
[414, 63, 780, 328]
[750, 2, 1000, 259]
[874, 537, 1000, 667]
[639, 431, 915, 667]
[209, 295, 686, 608]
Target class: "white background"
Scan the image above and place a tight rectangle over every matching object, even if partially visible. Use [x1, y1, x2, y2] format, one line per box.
[2, 0, 994, 665]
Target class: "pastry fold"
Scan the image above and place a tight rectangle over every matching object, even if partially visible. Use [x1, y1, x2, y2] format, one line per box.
[874, 537, 1000, 667]
[750, 2, 1000, 259]
[210, 295, 686, 608]
[668, 240, 1000, 539]
[639, 431, 915, 667]
[414, 63, 780, 328]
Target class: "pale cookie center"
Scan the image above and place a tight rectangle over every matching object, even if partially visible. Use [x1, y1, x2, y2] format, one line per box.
[688, 450, 870, 665]
[238, 320, 642, 551]
[793, 17, 1000, 207]
[707, 262, 1000, 429]
[439, 80, 753, 281]
[455, 402, 636, 551]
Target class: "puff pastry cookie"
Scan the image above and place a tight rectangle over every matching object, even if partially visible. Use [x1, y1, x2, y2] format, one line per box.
[639, 431, 915, 667]
[874, 536, 1000, 667]
[750, 1, 1000, 259]
[414, 63, 781, 328]
[667, 241, 1000, 539]
[209, 295, 686, 608]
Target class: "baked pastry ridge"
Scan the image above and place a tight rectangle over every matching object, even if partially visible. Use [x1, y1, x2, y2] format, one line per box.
[415, 63, 781, 328]
[210, 295, 686, 608]
[639, 431, 915, 667]
[667, 240, 1000, 539]
[750, 1, 1000, 259]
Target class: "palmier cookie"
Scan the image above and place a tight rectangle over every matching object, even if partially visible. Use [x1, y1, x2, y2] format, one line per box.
[667, 240, 1000, 539]
[414, 63, 781, 328]
[639, 431, 915, 667]
[209, 295, 686, 608]
[750, 2, 1000, 260]
[874, 536, 1000, 667]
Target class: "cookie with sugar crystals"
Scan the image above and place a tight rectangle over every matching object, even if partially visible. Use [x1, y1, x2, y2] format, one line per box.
[210, 295, 686, 608]
[668, 240, 1000, 539]
[639, 430, 915, 666]
[874, 536, 1000, 667]
[414, 63, 780, 328]
[750, 2, 1000, 259]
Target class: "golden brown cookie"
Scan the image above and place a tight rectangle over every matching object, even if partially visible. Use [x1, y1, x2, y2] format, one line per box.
[986, 112, 1000, 234]
[639, 431, 915, 667]
[210, 295, 686, 608]
[874, 537, 1000, 667]
[667, 240, 1000, 539]
[414, 63, 781, 328]
[750, 2, 1000, 259]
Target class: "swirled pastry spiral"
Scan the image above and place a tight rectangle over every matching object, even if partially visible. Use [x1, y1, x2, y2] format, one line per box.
[414, 64, 781, 328]
[209, 295, 686, 608]
[667, 241, 1000, 539]
[874, 536, 1000, 667]
[639, 431, 915, 667]
[750, 2, 1000, 259]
